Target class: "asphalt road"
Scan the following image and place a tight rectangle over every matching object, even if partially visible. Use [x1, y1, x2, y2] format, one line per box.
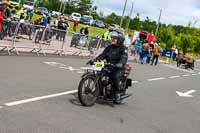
[0, 56, 200, 133]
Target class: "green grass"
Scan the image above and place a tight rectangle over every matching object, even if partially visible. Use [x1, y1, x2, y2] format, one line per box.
[32, 13, 107, 37]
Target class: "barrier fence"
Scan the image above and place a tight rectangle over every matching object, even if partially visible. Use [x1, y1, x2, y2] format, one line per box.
[0, 20, 106, 56]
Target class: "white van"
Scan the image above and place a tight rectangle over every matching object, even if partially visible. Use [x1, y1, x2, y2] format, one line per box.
[70, 12, 81, 22]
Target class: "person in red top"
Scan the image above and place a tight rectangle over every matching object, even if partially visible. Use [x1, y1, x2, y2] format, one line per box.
[0, 1, 4, 39]
[0, 2, 4, 32]
[73, 19, 79, 32]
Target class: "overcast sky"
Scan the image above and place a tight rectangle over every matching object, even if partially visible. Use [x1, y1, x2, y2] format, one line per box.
[93, 0, 200, 26]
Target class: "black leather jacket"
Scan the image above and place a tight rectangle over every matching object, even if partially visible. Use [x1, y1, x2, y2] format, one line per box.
[96, 44, 128, 68]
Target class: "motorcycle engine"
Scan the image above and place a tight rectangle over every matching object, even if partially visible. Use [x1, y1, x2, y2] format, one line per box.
[124, 64, 132, 76]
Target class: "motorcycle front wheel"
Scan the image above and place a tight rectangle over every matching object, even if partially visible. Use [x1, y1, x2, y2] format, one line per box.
[78, 75, 99, 107]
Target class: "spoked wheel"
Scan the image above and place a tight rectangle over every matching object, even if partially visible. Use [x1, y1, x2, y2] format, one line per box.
[35, 31, 41, 43]
[190, 63, 194, 70]
[78, 76, 99, 106]
[177, 60, 181, 67]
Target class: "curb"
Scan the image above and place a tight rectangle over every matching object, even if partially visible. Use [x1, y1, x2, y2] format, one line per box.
[0, 50, 94, 59]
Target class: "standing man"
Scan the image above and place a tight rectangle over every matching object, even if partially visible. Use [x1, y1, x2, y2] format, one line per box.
[1, 0, 11, 38]
[0, 3, 3, 39]
[102, 29, 113, 47]
[151, 43, 160, 66]
[73, 19, 79, 32]
[80, 25, 89, 36]
[141, 40, 149, 64]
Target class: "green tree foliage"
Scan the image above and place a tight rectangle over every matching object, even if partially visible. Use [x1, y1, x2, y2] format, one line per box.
[157, 27, 175, 49]
[176, 34, 193, 54]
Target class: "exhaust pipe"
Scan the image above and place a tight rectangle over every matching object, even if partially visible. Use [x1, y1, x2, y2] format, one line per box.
[120, 94, 132, 100]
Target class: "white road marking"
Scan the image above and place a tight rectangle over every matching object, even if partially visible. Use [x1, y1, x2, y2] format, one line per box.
[77, 71, 84, 74]
[182, 74, 191, 77]
[44, 62, 66, 67]
[147, 77, 166, 81]
[132, 81, 139, 84]
[192, 74, 198, 76]
[176, 90, 196, 97]
[4, 90, 78, 107]
[194, 68, 200, 72]
[169, 75, 181, 79]
[59, 66, 69, 69]
[163, 64, 195, 73]
[0, 106, 3, 109]
[60, 66, 81, 71]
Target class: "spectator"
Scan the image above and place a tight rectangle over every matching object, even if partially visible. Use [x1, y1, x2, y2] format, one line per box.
[151, 43, 161, 66]
[136, 39, 143, 62]
[102, 29, 112, 47]
[10, 7, 17, 16]
[141, 40, 149, 64]
[131, 37, 139, 57]
[124, 33, 132, 48]
[47, 16, 51, 25]
[40, 14, 49, 27]
[19, 9, 28, 22]
[174, 48, 178, 60]
[73, 19, 79, 32]
[0, 4, 3, 39]
[28, 9, 33, 22]
[57, 16, 69, 41]
[1, 0, 11, 38]
[146, 46, 153, 64]
[1, 0, 10, 20]
[80, 25, 89, 36]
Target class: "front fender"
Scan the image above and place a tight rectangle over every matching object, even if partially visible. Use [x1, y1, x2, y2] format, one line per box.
[81, 72, 96, 79]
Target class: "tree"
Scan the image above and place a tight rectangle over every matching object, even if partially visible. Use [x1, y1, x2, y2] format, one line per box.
[129, 17, 142, 31]
[177, 34, 193, 54]
[157, 27, 175, 49]
[193, 37, 200, 54]
[77, 0, 93, 15]
[104, 13, 121, 25]
[141, 17, 157, 33]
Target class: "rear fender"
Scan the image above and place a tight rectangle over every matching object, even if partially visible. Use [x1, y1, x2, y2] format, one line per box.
[126, 78, 132, 87]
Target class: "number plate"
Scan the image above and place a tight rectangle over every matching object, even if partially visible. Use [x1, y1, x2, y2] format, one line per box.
[95, 61, 105, 71]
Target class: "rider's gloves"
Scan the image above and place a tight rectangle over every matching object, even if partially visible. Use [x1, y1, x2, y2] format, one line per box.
[86, 60, 94, 65]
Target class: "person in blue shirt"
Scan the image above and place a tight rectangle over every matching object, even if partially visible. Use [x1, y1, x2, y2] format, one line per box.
[41, 14, 48, 27]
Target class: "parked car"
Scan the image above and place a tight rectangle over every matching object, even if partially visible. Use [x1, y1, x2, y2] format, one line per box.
[80, 15, 93, 25]
[23, 1, 35, 10]
[70, 12, 81, 22]
[109, 24, 120, 30]
[51, 11, 62, 17]
[36, 7, 49, 15]
[63, 13, 71, 18]
[93, 20, 106, 28]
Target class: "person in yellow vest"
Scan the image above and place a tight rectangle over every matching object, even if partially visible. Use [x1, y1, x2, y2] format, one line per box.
[102, 29, 113, 47]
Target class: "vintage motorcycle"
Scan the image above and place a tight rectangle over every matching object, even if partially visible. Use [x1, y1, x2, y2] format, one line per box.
[177, 54, 195, 70]
[78, 61, 132, 107]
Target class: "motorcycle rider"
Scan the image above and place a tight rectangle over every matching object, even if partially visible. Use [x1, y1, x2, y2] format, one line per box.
[87, 31, 128, 102]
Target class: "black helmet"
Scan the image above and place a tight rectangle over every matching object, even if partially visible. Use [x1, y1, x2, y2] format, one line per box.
[110, 31, 125, 45]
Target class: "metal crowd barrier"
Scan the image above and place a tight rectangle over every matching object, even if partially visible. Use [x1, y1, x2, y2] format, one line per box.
[0, 20, 105, 56]
[0, 20, 68, 56]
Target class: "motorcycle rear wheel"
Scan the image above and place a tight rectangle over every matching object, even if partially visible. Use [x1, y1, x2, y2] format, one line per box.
[78, 75, 99, 107]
